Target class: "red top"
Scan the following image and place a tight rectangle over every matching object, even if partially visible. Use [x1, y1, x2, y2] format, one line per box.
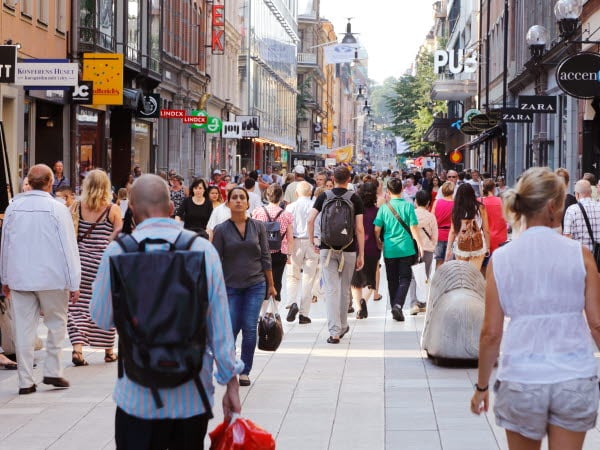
[434, 198, 453, 242]
[481, 196, 507, 254]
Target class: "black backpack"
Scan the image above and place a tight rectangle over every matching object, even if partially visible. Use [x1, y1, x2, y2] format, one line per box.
[262, 206, 285, 251]
[109, 230, 212, 414]
[321, 190, 355, 250]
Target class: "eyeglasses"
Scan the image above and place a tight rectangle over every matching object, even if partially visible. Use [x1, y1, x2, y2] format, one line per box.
[447, 175, 458, 179]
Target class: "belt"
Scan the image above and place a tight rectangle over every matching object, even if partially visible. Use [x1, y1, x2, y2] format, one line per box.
[294, 236, 308, 239]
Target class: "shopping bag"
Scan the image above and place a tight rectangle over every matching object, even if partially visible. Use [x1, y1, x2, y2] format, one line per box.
[411, 261, 430, 303]
[257, 297, 283, 352]
[209, 413, 276, 450]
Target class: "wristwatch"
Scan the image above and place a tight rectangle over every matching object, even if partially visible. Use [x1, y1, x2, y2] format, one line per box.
[474, 383, 488, 392]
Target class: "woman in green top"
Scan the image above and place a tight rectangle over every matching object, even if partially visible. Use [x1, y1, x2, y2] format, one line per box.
[374, 178, 423, 322]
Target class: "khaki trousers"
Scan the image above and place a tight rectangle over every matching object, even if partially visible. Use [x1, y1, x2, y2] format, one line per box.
[10, 290, 69, 389]
[286, 239, 319, 315]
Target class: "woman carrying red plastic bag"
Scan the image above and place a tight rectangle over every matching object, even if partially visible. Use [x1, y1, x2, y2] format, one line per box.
[210, 413, 276, 450]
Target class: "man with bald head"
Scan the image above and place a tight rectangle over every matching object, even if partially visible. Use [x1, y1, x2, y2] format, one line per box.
[1, 164, 81, 395]
[564, 179, 600, 259]
[91, 174, 242, 448]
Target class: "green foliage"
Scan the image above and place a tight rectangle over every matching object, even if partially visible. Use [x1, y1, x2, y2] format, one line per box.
[384, 47, 446, 156]
[297, 78, 312, 121]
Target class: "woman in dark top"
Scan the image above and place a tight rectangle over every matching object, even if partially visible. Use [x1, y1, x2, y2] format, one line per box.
[212, 187, 276, 387]
[175, 177, 212, 237]
[351, 182, 381, 319]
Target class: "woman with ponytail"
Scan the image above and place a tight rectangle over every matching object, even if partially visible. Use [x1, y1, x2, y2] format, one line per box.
[471, 167, 600, 450]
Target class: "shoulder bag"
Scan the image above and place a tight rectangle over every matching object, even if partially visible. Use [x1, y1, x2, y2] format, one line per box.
[77, 205, 111, 243]
[386, 202, 419, 262]
[577, 202, 600, 271]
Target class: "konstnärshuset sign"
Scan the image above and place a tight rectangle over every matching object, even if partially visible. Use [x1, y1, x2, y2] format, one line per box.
[556, 52, 600, 99]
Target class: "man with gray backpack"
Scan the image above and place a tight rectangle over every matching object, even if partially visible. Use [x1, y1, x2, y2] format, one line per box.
[90, 174, 243, 449]
[307, 166, 365, 344]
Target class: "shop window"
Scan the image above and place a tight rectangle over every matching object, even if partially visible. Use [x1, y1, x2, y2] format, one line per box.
[56, 0, 66, 33]
[37, 0, 48, 25]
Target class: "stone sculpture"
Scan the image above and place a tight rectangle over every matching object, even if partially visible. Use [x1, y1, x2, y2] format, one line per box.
[421, 260, 485, 366]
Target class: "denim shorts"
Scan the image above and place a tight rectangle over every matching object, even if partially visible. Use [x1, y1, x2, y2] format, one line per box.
[493, 377, 599, 440]
[434, 241, 447, 260]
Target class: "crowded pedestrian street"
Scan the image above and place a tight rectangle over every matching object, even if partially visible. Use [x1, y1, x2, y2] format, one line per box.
[0, 278, 599, 450]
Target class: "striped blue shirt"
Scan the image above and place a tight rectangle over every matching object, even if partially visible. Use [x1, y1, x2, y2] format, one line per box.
[90, 218, 243, 419]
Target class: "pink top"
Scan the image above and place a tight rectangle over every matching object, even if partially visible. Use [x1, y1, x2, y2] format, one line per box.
[434, 198, 453, 242]
[481, 196, 507, 253]
[252, 204, 294, 254]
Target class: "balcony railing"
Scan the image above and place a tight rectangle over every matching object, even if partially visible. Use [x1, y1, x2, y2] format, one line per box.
[297, 52, 317, 65]
[79, 27, 115, 50]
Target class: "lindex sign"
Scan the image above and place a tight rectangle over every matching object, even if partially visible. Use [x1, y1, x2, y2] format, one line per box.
[187, 110, 222, 133]
[556, 52, 600, 99]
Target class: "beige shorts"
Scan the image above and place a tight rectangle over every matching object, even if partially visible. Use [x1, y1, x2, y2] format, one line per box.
[493, 377, 599, 440]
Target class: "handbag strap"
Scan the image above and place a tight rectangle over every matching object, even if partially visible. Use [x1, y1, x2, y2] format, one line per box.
[578, 202, 597, 244]
[78, 205, 111, 243]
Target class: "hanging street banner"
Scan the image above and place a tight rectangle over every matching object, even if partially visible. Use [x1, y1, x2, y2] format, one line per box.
[136, 94, 160, 118]
[501, 108, 534, 123]
[71, 81, 94, 104]
[236, 115, 260, 137]
[205, 116, 223, 133]
[556, 52, 600, 99]
[15, 60, 78, 86]
[518, 95, 557, 113]
[0, 45, 17, 83]
[324, 43, 359, 64]
[82, 53, 124, 105]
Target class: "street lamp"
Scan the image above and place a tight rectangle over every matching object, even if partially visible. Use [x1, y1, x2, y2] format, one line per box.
[526, 25, 550, 58]
[341, 18, 357, 44]
[554, 0, 582, 39]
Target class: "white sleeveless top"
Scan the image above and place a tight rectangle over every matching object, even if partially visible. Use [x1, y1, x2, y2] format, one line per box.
[492, 226, 598, 383]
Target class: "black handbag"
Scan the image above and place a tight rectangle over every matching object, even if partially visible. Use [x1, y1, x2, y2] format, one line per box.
[257, 297, 283, 352]
[577, 202, 600, 271]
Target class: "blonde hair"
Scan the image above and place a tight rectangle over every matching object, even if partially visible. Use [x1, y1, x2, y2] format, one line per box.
[441, 181, 455, 197]
[117, 188, 128, 201]
[503, 167, 565, 226]
[81, 169, 113, 211]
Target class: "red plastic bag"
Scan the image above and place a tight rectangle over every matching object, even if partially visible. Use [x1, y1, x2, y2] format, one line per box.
[209, 414, 276, 450]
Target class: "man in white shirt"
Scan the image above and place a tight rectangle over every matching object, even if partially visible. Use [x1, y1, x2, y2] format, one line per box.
[564, 179, 600, 252]
[285, 181, 318, 324]
[283, 165, 306, 205]
[244, 178, 263, 214]
[0, 164, 81, 395]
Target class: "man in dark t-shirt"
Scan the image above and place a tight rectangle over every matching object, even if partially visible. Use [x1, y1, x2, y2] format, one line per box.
[307, 166, 364, 344]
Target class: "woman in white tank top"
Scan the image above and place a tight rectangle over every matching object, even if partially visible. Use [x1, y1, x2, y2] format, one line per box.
[470, 167, 600, 450]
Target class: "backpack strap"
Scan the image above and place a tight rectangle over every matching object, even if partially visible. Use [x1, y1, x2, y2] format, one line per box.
[262, 206, 273, 222]
[173, 229, 199, 250]
[578, 203, 597, 244]
[115, 233, 140, 253]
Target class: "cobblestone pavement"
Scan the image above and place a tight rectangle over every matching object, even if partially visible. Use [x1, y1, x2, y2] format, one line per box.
[0, 297, 599, 449]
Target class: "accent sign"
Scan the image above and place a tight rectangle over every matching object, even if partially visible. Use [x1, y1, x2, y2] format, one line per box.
[556, 52, 600, 99]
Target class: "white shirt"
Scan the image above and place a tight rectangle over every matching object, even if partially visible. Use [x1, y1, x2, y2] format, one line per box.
[492, 226, 597, 383]
[247, 191, 263, 215]
[207, 203, 250, 232]
[1, 190, 81, 291]
[286, 196, 314, 238]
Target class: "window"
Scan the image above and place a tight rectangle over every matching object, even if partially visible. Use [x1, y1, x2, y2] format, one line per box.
[21, 0, 33, 17]
[56, 0, 66, 32]
[3, 0, 18, 10]
[37, 0, 48, 24]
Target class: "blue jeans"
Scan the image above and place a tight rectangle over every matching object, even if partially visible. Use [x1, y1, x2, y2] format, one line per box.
[226, 282, 266, 375]
[384, 256, 414, 309]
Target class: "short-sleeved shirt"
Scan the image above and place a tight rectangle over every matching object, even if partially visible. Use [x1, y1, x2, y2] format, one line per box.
[312, 187, 364, 253]
[373, 198, 418, 259]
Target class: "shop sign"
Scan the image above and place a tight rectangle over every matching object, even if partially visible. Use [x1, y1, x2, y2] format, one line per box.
[313, 122, 323, 133]
[0, 45, 16, 83]
[236, 115, 260, 138]
[501, 108, 533, 123]
[160, 109, 185, 118]
[82, 53, 124, 105]
[470, 113, 498, 130]
[222, 121, 242, 138]
[211, 1, 225, 55]
[136, 94, 160, 118]
[518, 95, 556, 113]
[460, 122, 481, 136]
[556, 52, 600, 99]
[434, 49, 477, 74]
[71, 81, 94, 104]
[205, 116, 223, 133]
[15, 61, 78, 86]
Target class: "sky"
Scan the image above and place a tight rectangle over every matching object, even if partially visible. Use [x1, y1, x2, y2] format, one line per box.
[318, 0, 435, 84]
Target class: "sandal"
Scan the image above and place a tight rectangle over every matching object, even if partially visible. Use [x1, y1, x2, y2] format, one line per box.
[71, 351, 88, 367]
[104, 352, 118, 363]
[373, 294, 383, 301]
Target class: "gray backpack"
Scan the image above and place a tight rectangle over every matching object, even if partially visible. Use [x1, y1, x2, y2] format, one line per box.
[321, 190, 355, 250]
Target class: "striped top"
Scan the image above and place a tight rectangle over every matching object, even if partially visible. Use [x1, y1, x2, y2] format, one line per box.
[90, 218, 243, 419]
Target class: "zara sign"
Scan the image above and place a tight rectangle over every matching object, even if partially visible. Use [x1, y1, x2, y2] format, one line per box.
[556, 52, 600, 99]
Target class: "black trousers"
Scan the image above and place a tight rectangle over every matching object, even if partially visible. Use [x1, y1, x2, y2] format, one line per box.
[115, 407, 210, 450]
[270, 251, 287, 301]
[384, 256, 414, 309]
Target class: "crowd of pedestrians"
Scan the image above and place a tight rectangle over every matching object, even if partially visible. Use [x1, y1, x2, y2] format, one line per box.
[1, 161, 600, 449]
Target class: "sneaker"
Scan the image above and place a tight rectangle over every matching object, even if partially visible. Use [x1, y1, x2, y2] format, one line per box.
[298, 315, 312, 324]
[391, 305, 405, 322]
[418, 302, 427, 313]
[286, 302, 299, 322]
[359, 299, 368, 319]
[409, 304, 420, 316]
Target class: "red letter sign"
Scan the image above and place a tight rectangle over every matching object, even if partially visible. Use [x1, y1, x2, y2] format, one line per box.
[212, 4, 225, 55]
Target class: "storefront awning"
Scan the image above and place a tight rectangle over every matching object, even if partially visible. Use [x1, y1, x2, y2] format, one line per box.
[122, 88, 144, 110]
